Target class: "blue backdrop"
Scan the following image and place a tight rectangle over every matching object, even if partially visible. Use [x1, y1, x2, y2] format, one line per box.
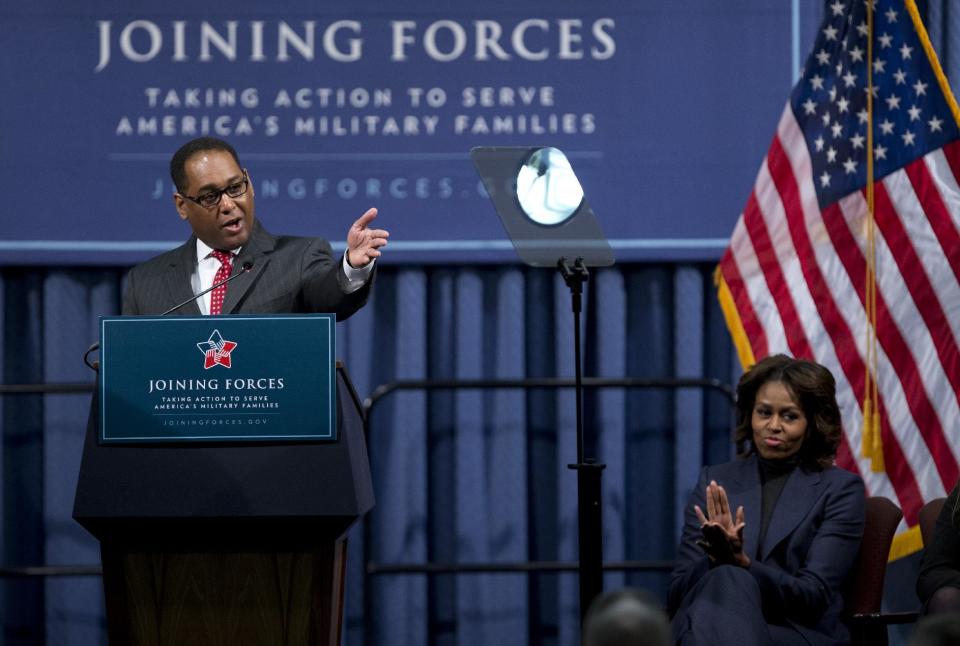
[0, 0, 817, 264]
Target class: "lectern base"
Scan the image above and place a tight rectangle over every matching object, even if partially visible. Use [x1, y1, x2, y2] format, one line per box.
[101, 540, 347, 646]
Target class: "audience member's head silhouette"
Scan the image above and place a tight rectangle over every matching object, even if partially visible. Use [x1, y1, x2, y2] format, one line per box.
[583, 588, 670, 646]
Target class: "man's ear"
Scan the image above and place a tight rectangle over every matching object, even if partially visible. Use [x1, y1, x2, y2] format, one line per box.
[244, 169, 254, 197]
[173, 193, 189, 221]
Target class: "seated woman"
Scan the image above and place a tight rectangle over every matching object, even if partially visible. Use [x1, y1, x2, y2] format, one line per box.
[917, 479, 960, 614]
[669, 354, 865, 646]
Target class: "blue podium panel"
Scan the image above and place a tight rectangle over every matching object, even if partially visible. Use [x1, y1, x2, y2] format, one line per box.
[99, 314, 335, 443]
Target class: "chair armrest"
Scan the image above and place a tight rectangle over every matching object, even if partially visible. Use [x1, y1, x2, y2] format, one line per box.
[850, 611, 920, 625]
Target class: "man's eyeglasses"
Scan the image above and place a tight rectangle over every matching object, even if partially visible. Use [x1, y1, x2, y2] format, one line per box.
[183, 173, 249, 208]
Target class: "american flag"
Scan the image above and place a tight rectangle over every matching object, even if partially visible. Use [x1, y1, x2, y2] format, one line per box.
[716, 0, 960, 556]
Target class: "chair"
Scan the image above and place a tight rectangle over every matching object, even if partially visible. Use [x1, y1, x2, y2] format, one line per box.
[844, 496, 911, 646]
[844, 496, 951, 645]
[919, 497, 947, 547]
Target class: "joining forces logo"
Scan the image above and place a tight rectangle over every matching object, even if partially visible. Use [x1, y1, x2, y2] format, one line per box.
[197, 329, 237, 369]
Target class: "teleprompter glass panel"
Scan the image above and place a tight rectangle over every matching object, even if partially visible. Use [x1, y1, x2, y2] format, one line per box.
[471, 146, 614, 267]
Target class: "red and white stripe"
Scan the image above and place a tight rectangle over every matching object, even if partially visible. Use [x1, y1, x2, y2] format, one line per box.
[719, 104, 960, 529]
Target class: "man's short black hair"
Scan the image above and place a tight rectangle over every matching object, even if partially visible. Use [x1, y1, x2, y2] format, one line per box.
[170, 137, 242, 193]
[583, 588, 670, 646]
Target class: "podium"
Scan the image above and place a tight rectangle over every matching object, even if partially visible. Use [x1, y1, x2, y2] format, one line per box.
[74, 342, 373, 646]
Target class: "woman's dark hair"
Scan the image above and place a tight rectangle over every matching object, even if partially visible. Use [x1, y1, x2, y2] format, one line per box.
[734, 354, 842, 469]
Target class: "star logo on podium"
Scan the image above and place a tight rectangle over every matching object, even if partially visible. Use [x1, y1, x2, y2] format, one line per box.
[196, 329, 238, 369]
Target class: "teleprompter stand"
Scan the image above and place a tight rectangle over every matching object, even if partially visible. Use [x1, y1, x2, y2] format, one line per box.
[559, 256, 606, 621]
[471, 146, 615, 622]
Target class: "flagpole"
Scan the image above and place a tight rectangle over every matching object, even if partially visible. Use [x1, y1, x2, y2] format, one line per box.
[860, 0, 884, 473]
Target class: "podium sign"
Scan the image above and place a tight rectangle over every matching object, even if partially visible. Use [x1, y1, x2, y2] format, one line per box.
[99, 314, 336, 444]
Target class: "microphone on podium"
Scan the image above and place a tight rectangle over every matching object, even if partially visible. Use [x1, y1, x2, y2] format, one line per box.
[83, 261, 254, 371]
[161, 260, 254, 316]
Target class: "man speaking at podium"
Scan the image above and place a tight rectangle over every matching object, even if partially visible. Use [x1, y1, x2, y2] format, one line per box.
[122, 136, 388, 318]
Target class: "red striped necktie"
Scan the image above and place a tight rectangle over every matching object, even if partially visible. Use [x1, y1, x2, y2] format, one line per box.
[208, 250, 234, 315]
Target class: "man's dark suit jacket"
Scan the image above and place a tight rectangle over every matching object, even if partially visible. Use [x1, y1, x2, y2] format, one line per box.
[122, 220, 372, 319]
[670, 454, 866, 646]
[917, 480, 960, 606]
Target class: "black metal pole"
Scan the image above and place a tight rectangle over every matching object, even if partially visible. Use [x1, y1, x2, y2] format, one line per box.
[557, 258, 589, 465]
[558, 257, 605, 625]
